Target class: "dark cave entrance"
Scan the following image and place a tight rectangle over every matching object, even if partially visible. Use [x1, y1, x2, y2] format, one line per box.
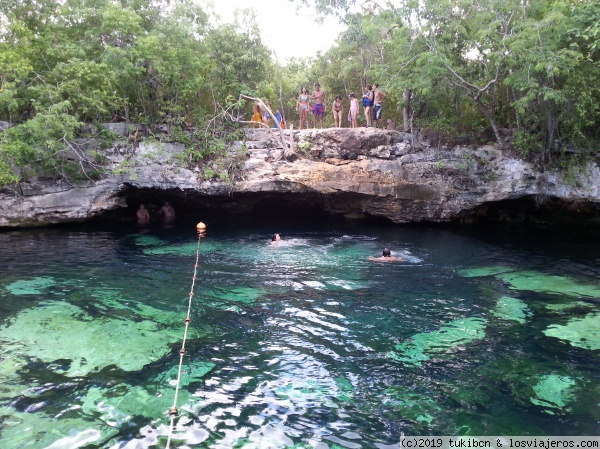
[95, 186, 600, 235]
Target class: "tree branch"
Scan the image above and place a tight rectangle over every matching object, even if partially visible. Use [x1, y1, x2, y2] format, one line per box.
[238, 94, 294, 159]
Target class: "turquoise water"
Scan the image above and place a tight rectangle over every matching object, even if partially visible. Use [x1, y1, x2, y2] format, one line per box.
[0, 219, 599, 448]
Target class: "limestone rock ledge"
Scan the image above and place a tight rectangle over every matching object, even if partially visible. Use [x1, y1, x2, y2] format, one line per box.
[1, 127, 599, 227]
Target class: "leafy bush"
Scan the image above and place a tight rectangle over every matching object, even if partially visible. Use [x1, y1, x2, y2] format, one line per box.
[512, 130, 543, 159]
[0, 101, 82, 185]
[171, 113, 247, 184]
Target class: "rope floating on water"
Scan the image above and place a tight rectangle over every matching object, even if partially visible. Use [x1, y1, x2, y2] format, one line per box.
[165, 223, 206, 449]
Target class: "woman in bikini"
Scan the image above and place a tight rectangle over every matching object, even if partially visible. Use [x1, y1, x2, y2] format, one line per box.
[362, 84, 374, 127]
[348, 93, 359, 128]
[332, 95, 344, 128]
[296, 86, 310, 130]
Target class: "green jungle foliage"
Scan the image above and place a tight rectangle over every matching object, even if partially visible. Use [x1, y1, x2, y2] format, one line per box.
[1, 0, 599, 187]
[297, 0, 600, 157]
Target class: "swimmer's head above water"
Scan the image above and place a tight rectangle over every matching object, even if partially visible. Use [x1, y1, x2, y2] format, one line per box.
[369, 247, 403, 262]
[272, 233, 281, 242]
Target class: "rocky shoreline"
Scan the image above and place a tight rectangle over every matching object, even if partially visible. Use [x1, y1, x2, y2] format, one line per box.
[1, 125, 599, 228]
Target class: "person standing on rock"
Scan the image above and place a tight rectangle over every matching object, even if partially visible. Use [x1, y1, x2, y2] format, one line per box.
[332, 95, 344, 128]
[274, 108, 285, 129]
[372, 84, 387, 129]
[296, 86, 310, 130]
[262, 100, 273, 127]
[362, 84, 374, 128]
[348, 94, 359, 128]
[251, 102, 262, 128]
[311, 83, 326, 129]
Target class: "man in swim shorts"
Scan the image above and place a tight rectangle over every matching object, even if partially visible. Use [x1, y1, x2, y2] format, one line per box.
[311, 83, 326, 128]
[372, 84, 387, 129]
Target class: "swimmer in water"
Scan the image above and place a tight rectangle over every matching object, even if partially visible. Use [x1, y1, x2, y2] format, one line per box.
[136, 204, 150, 224]
[158, 201, 175, 220]
[369, 247, 403, 262]
[270, 233, 282, 245]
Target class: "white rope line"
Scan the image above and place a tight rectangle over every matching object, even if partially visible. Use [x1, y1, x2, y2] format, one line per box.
[165, 229, 203, 449]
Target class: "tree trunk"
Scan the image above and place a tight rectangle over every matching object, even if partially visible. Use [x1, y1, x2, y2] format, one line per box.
[511, 88, 521, 130]
[403, 89, 411, 132]
[239, 94, 291, 158]
[474, 97, 503, 147]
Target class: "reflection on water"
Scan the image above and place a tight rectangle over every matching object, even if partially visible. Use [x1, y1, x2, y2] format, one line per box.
[0, 222, 599, 448]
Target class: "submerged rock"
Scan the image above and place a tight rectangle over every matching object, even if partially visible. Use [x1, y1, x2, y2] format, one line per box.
[0, 300, 183, 376]
[495, 271, 600, 298]
[389, 317, 488, 366]
[491, 296, 532, 324]
[530, 374, 576, 413]
[5, 276, 57, 295]
[544, 312, 600, 350]
[460, 266, 600, 298]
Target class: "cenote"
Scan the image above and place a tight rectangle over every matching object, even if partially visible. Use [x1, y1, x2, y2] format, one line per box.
[1, 212, 599, 448]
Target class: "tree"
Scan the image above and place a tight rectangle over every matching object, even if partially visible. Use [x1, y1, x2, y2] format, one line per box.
[292, 0, 600, 156]
[204, 10, 271, 104]
[0, 0, 256, 186]
[0, 101, 84, 186]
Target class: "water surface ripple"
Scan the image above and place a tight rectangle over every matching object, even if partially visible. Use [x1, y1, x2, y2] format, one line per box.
[0, 223, 599, 448]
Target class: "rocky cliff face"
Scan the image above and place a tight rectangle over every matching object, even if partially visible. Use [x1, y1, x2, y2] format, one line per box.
[1, 127, 599, 227]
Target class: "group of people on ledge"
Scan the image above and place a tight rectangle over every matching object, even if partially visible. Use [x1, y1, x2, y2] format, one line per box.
[271, 233, 402, 262]
[251, 82, 388, 131]
[298, 83, 387, 130]
[136, 201, 175, 225]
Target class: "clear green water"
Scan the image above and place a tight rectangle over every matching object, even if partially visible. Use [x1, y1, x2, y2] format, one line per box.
[0, 220, 599, 448]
